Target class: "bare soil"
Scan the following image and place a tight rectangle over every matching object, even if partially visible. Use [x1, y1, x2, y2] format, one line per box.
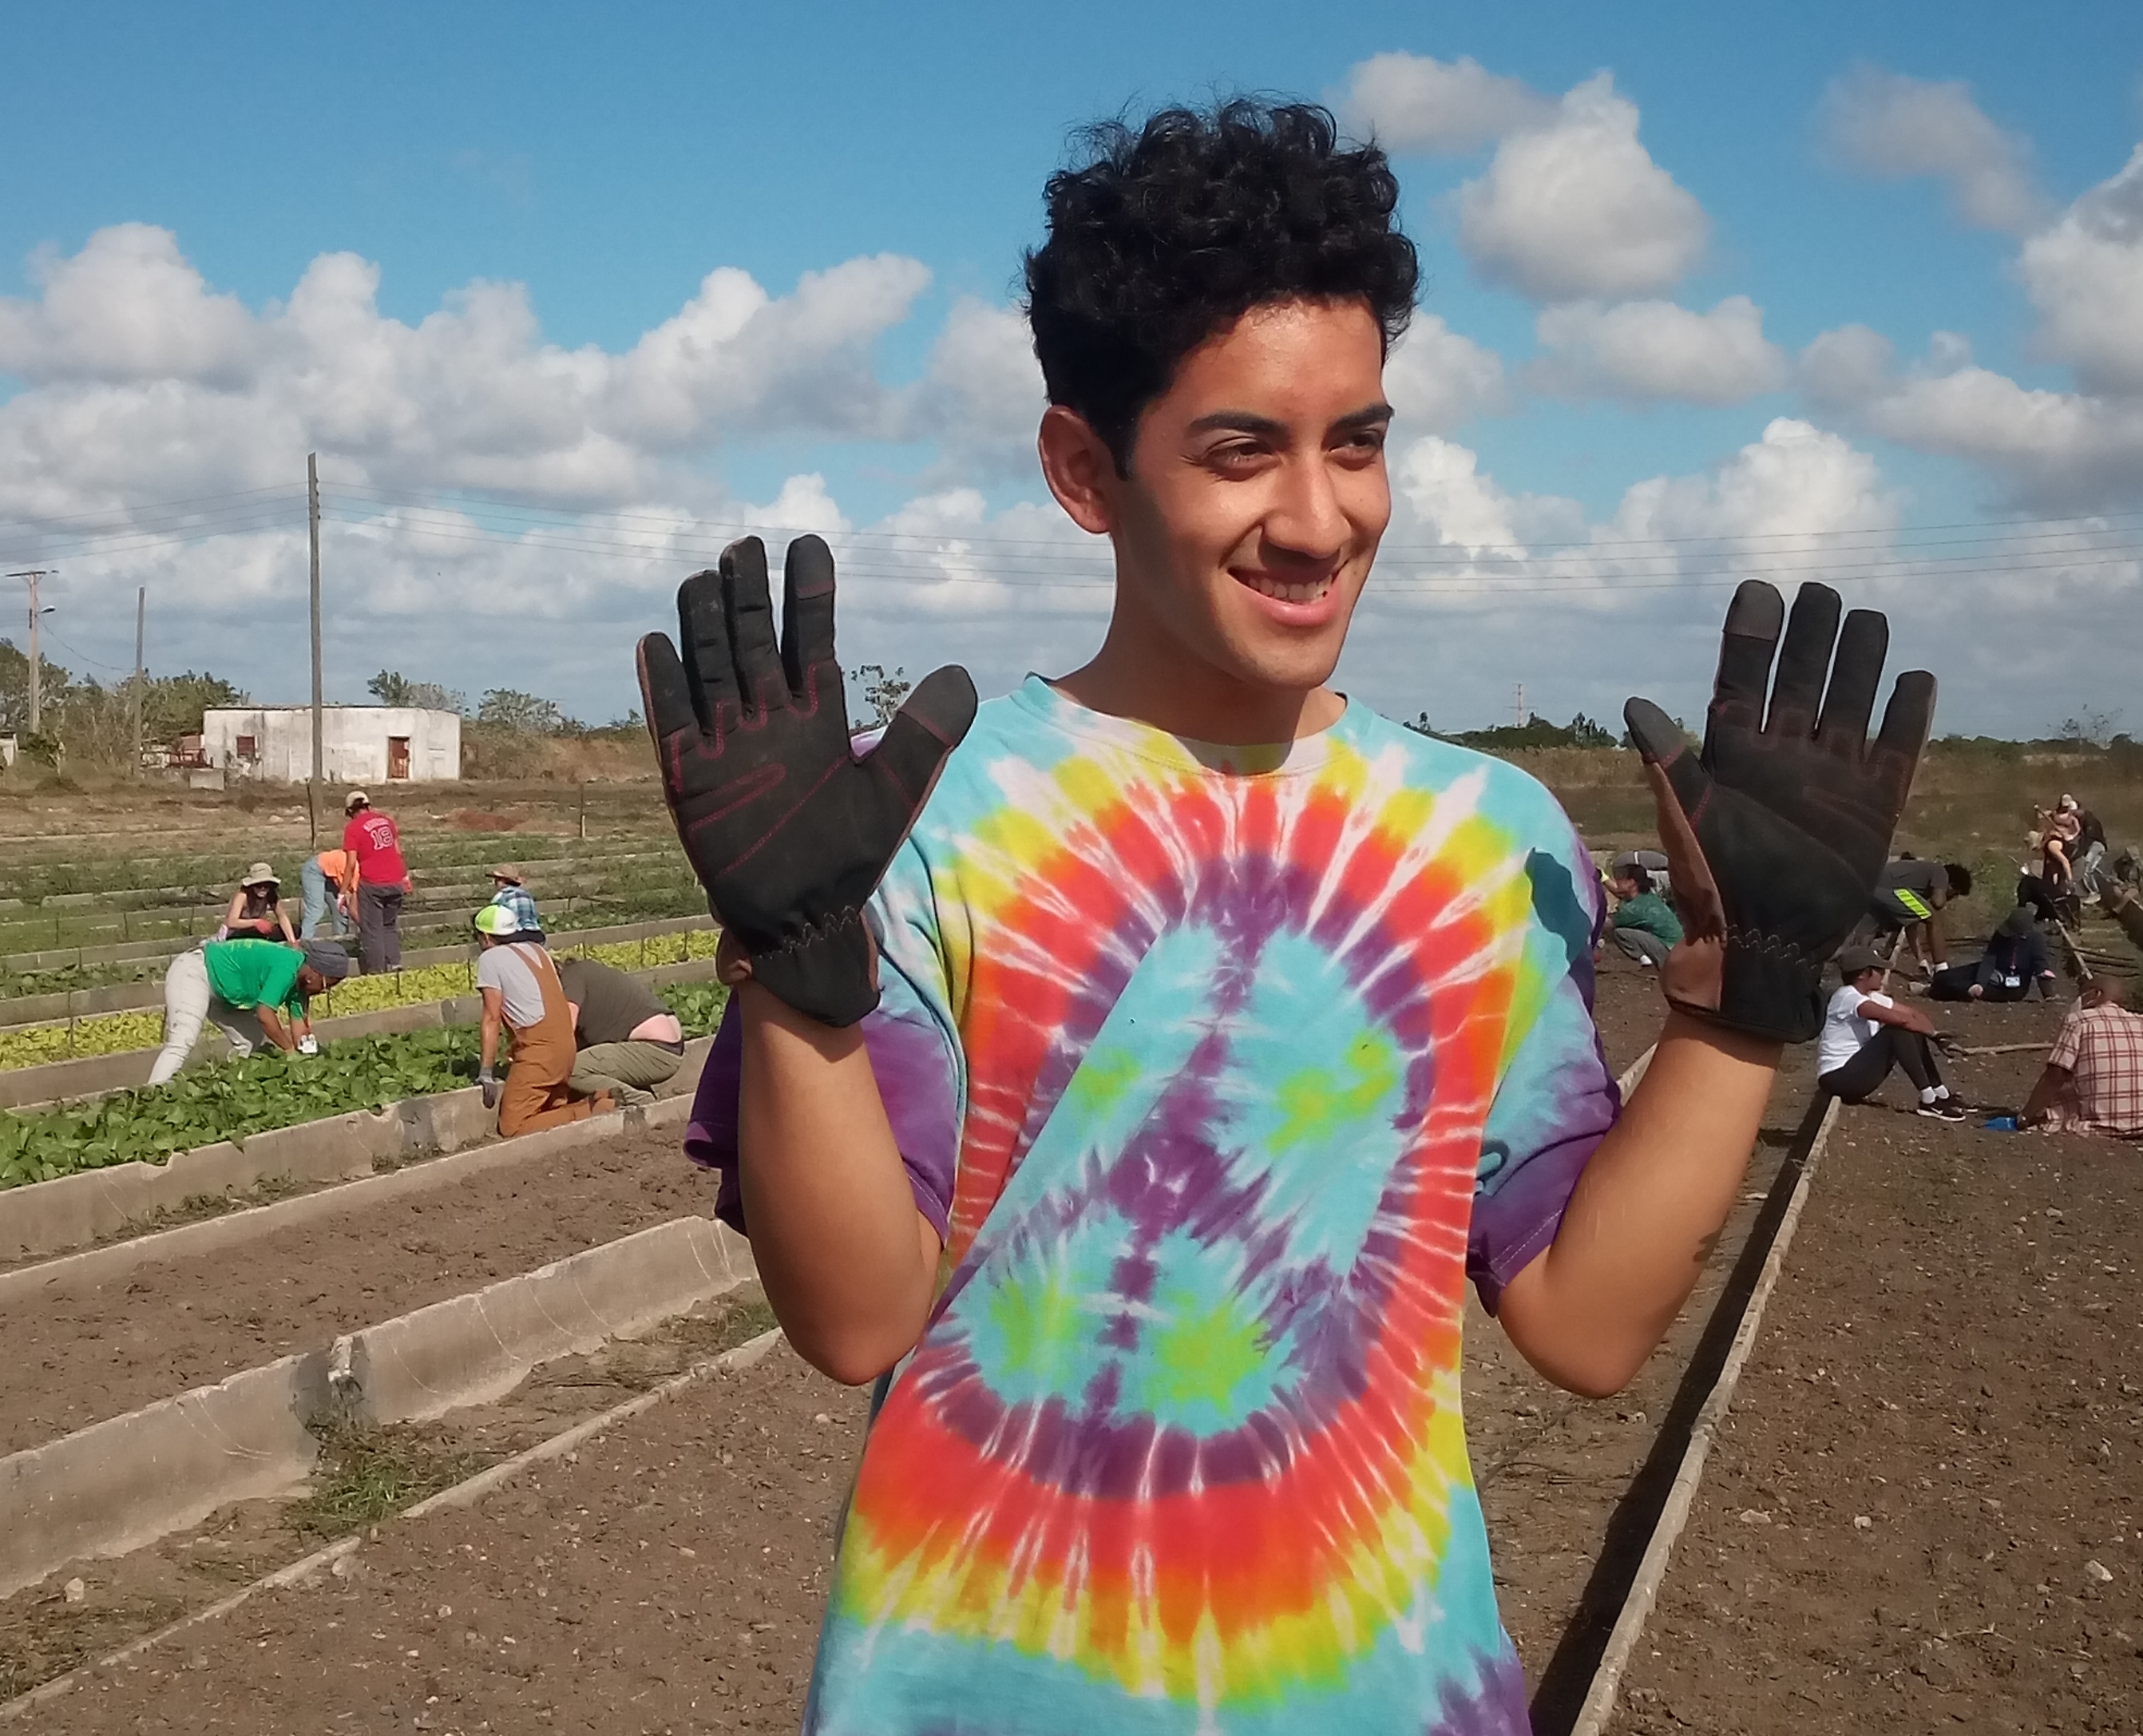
[1611, 995, 2143, 1734]
[36, 1340, 866, 1734]
[1, 1292, 775, 1705]
[6, 1125, 723, 1454]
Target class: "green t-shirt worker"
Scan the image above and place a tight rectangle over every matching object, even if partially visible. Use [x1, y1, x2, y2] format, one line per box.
[148, 938, 349, 1084]
[1606, 864, 1685, 970]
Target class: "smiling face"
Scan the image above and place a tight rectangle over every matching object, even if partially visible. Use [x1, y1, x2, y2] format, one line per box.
[1040, 297, 1392, 742]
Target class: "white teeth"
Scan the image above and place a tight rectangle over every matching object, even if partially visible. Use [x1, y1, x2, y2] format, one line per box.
[1241, 573, 1333, 604]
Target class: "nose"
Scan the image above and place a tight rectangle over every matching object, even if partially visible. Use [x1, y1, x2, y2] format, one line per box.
[1261, 451, 1350, 568]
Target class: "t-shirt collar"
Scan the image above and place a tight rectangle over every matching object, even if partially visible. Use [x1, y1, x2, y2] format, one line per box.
[1011, 673, 1357, 777]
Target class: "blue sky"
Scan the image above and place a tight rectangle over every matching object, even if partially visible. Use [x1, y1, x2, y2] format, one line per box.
[2, 2, 2140, 735]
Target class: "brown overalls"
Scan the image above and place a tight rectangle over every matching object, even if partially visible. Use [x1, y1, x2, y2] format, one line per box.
[497, 941, 614, 1136]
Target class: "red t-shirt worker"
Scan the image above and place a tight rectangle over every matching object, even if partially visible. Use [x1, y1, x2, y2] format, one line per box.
[340, 790, 410, 973]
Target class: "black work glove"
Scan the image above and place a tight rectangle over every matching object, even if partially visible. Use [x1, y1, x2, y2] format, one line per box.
[636, 535, 977, 1027]
[1624, 581, 1936, 1044]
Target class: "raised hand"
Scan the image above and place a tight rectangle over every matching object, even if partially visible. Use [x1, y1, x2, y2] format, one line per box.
[1624, 581, 1936, 1044]
[636, 535, 977, 1027]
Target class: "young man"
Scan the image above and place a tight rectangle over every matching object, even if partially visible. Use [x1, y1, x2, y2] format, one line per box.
[341, 789, 411, 973]
[1604, 861, 1684, 969]
[648, 101, 1935, 1734]
[1866, 855, 1973, 973]
[148, 937, 348, 1084]
[1817, 944, 1963, 1118]
[473, 905, 613, 1135]
[2020, 974, 2143, 1139]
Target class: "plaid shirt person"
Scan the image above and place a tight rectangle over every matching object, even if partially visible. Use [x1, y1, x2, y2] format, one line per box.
[489, 883, 543, 937]
[2043, 999, 2143, 1138]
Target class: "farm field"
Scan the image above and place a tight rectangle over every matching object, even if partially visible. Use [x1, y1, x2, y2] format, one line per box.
[2, 767, 2139, 1731]
[1611, 1001, 2141, 1735]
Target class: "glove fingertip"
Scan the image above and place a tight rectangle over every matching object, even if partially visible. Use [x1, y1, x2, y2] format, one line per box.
[1622, 696, 1681, 765]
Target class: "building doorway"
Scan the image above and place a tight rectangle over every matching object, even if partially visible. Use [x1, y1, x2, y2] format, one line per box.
[387, 736, 411, 780]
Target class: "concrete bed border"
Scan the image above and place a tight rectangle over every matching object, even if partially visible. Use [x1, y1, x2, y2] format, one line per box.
[1564, 1095, 1840, 1736]
[0, 1212, 758, 1604]
[0, 1045, 707, 1277]
[0, 1325, 785, 1725]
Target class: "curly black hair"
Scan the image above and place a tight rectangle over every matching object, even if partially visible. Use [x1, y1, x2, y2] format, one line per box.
[1024, 99, 1420, 475]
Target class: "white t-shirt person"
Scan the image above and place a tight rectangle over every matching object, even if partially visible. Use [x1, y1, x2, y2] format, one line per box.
[1818, 982, 1891, 1076]
[474, 941, 549, 1030]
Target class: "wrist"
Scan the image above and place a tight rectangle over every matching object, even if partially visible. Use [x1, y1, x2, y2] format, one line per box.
[1658, 1007, 1784, 1070]
[738, 980, 868, 1058]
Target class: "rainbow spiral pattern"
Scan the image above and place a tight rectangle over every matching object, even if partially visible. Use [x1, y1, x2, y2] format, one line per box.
[804, 679, 1606, 1734]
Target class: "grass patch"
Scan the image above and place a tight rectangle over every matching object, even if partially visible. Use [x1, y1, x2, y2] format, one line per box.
[285, 1422, 492, 1542]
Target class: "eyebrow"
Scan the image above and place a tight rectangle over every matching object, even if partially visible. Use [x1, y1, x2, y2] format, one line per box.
[1185, 402, 1396, 438]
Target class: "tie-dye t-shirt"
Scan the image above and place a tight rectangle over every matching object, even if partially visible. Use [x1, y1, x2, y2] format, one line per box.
[687, 676, 1620, 1734]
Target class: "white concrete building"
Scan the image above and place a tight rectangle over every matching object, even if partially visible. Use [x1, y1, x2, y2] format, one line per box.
[200, 706, 461, 784]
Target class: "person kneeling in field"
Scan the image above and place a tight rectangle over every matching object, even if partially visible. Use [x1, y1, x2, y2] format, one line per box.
[1928, 906, 2061, 1002]
[1603, 860, 1683, 969]
[645, 98, 1939, 1734]
[2019, 975, 2143, 1139]
[557, 954, 684, 1106]
[473, 906, 614, 1135]
[1819, 944, 1964, 1118]
[149, 937, 349, 1084]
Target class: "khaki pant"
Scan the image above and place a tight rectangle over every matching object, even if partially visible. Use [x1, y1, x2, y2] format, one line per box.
[498, 945, 612, 1136]
[569, 1040, 683, 1107]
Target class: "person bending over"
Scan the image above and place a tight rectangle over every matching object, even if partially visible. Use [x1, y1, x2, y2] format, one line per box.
[1605, 862, 1683, 969]
[473, 906, 612, 1135]
[557, 954, 684, 1106]
[1819, 945, 1963, 1117]
[650, 100, 1936, 1734]
[149, 937, 347, 1084]
[1864, 856, 1973, 974]
[2020, 975, 2143, 1139]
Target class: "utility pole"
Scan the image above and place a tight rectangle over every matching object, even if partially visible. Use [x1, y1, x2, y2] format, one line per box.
[131, 587, 145, 778]
[1514, 682, 1526, 728]
[308, 454, 323, 845]
[6, 569, 53, 735]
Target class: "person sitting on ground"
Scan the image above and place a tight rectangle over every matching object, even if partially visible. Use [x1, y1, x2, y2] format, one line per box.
[300, 846, 355, 940]
[473, 905, 612, 1136]
[1863, 856, 1973, 975]
[1929, 906, 2061, 1002]
[557, 954, 685, 1105]
[1603, 862, 1683, 969]
[220, 863, 297, 945]
[486, 864, 545, 942]
[1818, 944, 1965, 1118]
[149, 937, 349, 1084]
[2038, 795, 2082, 889]
[2105, 882, 2143, 952]
[2018, 975, 2143, 1139]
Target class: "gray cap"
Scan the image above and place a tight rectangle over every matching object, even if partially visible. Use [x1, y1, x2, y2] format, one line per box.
[301, 941, 353, 982]
[1836, 944, 1886, 979]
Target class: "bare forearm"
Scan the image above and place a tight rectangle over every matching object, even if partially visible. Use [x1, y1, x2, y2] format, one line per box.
[736, 985, 941, 1385]
[256, 1009, 298, 1053]
[478, 1005, 501, 1072]
[1497, 1012, 1779, 1397]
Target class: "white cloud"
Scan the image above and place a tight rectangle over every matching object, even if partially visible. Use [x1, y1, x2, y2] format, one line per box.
[1532, 295, 1787, 405]
[1456, 73, 1709, 302]
[1393, 435, 1524, 554]
[1383, 314, 1507, 430]
[2018, 144, 2143, 395]
[0, 224, 256, 386]
[1819, 65, 2046, 234]
[901, 295, 1045, 474]
[1602, 416, 1891, 548]
[1339, 52, 1554, 154]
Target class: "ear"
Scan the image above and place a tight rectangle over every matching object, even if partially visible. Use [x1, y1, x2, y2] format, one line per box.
[1037, 405, 1119, 536]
